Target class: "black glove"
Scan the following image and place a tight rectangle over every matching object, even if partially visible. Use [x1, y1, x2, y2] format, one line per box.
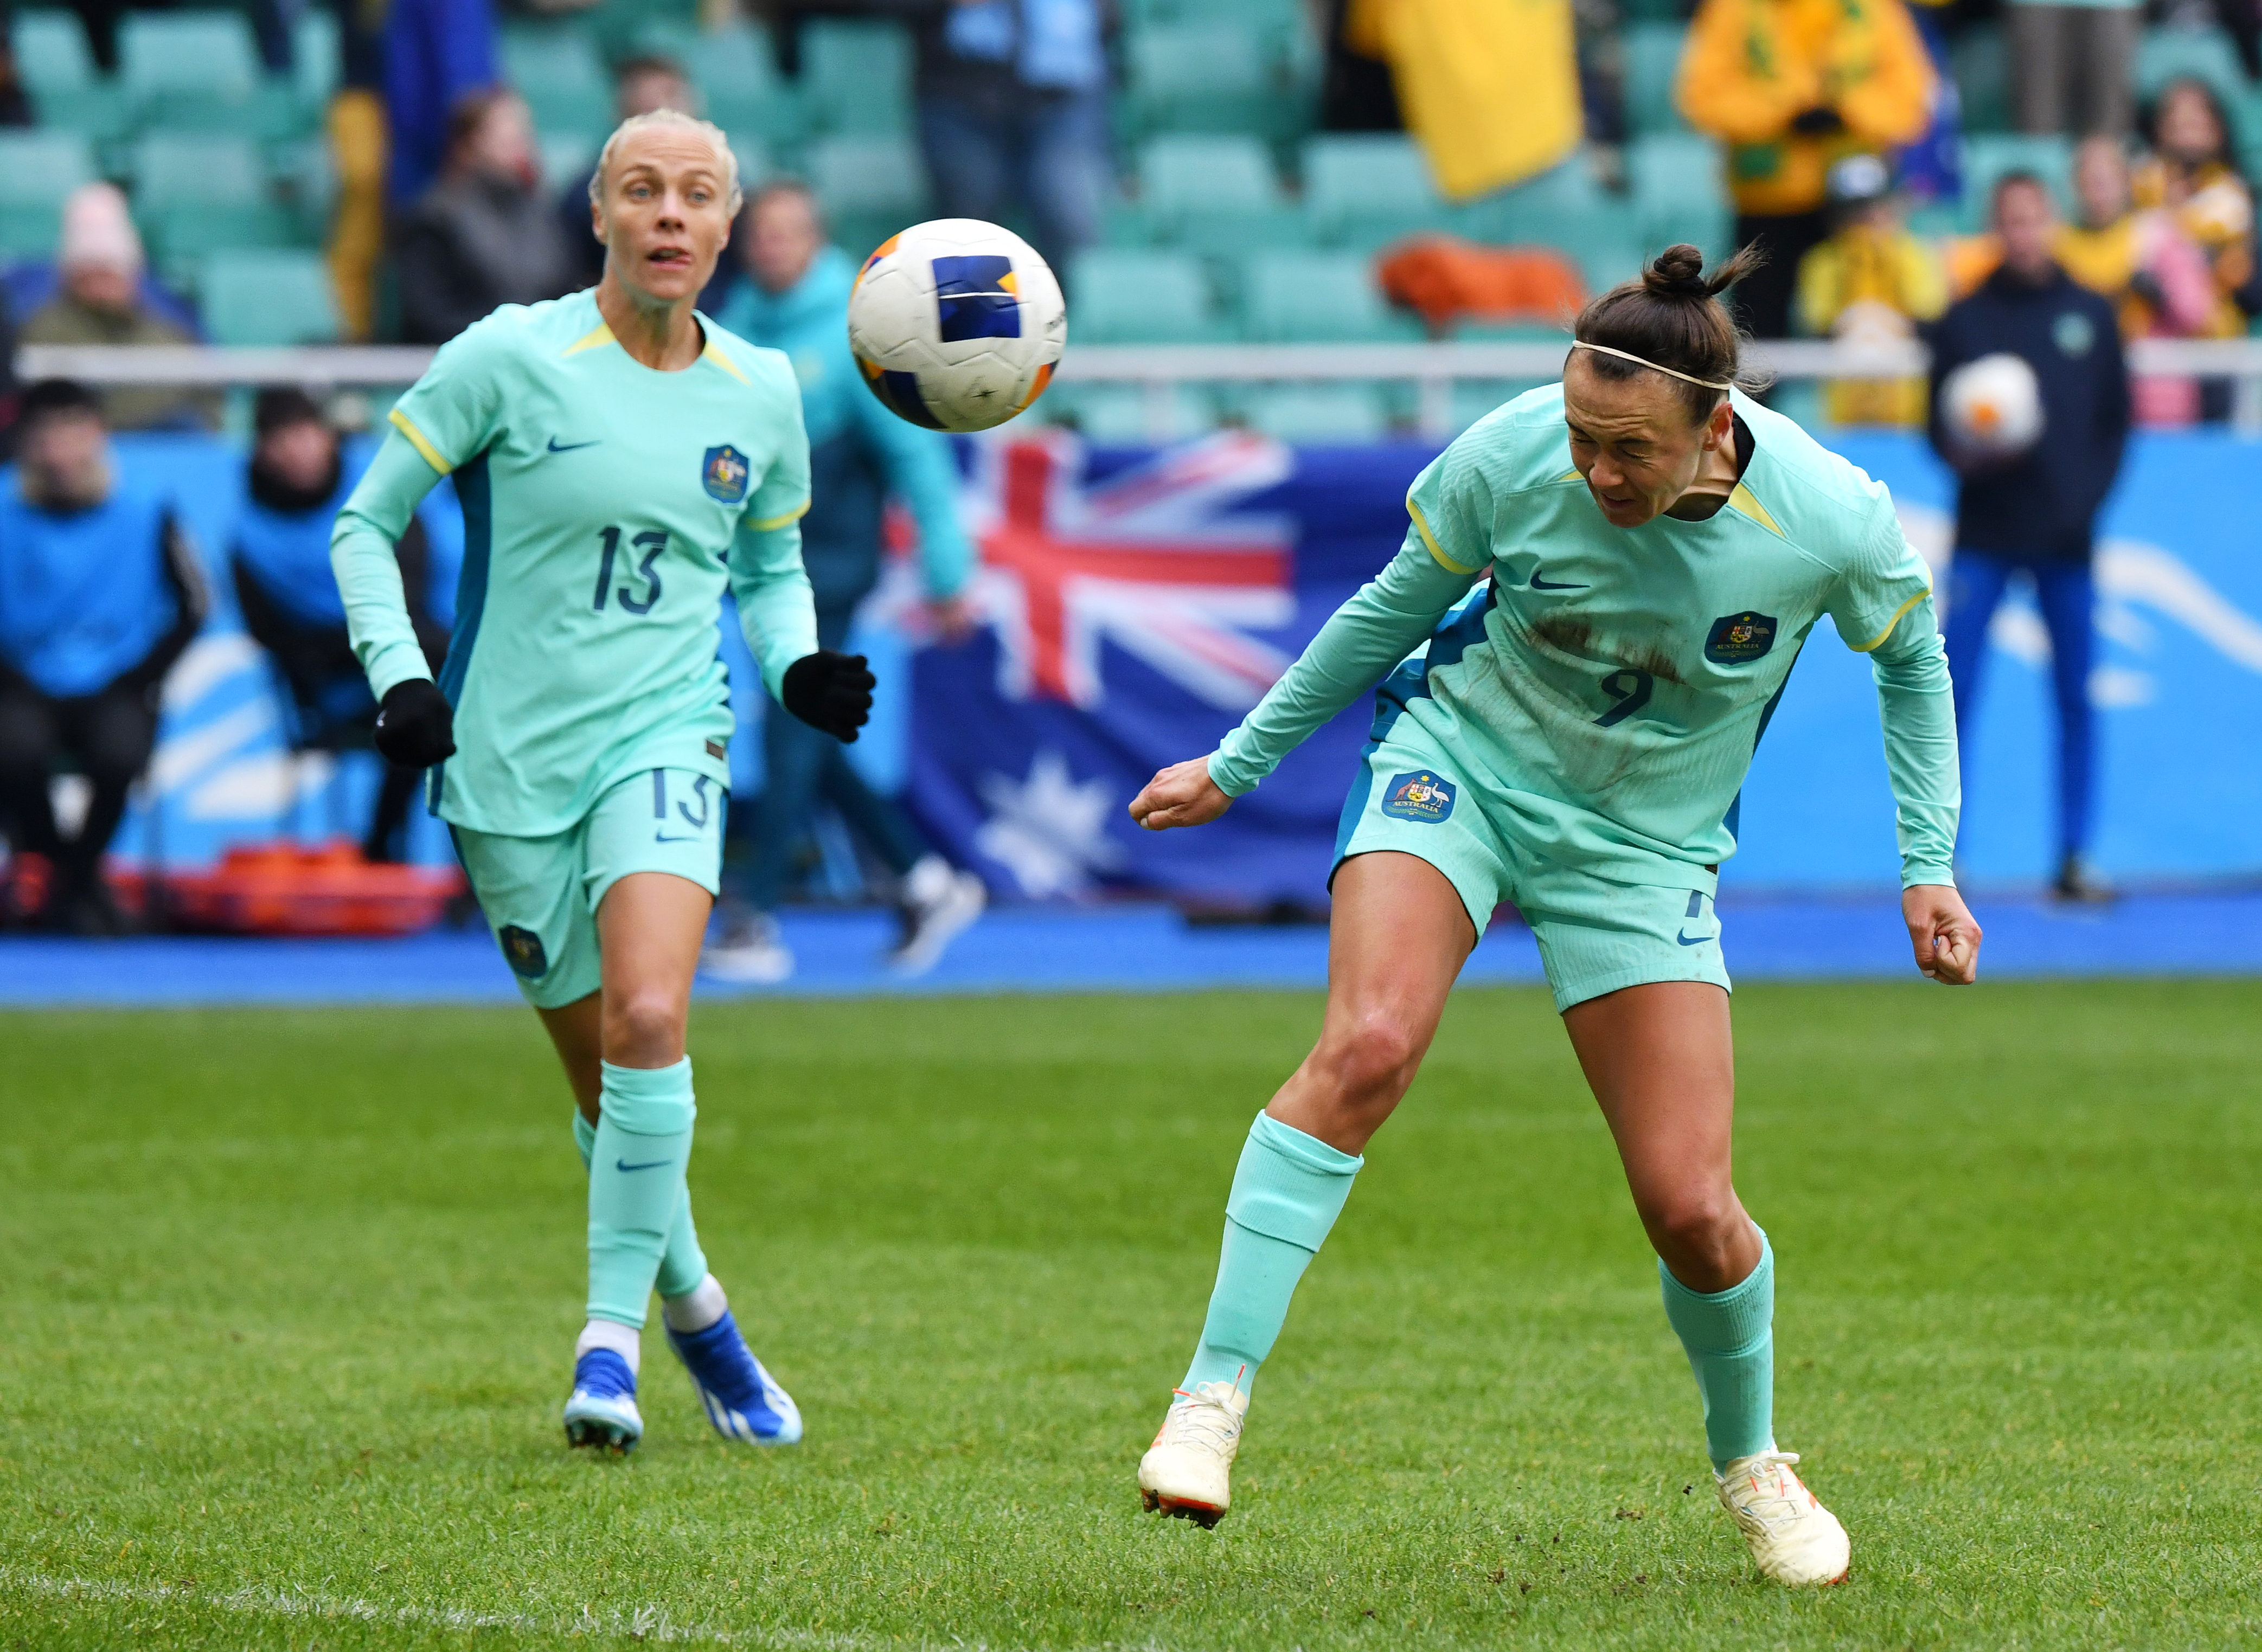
[781, 650, 876, 743]
[1789, 105, 1845, 136]
[373, 678, 457, 768]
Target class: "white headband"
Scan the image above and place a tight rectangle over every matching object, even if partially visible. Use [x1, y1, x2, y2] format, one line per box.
[1569, 339, 1733, 391]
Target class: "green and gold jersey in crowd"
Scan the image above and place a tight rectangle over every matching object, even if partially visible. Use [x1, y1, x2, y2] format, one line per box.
[331, 289, 818, 838]
[1210, 385, 1959, 887]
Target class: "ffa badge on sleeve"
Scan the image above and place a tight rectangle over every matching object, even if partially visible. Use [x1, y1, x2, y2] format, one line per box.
[1381, 771, 1457, 824]
[702, 444, 751, 504]
[497, 924, 549, 979]
[1704, 611, 1778, 665]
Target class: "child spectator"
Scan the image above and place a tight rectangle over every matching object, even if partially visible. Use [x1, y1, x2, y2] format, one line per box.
[2057, 136, 2216, 423]
[1795, 154, 1946, 425]
[2132, 78, 2260, 344]
[1676, 0, 1936, 339]
[0, 381, 209, 933]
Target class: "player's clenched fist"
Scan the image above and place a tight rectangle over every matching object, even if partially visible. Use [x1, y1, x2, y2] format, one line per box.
[783, 649, 876, 743]
[1902, 883, 1982, 985]
[1129, 756, 1233, 832]
[373, 679, 457, 768]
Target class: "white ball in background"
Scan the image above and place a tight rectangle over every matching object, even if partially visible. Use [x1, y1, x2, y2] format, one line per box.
[1940, 351, 2045, 459]
[845, 218, 1068, 434]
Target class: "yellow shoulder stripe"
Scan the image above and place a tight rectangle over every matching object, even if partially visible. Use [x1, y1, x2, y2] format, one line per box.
[748, 498, 812, 532]
[1726, 483, 1784, 537]
[562, 322, 615, 357]
[703, 339, 752, 384]
[1407, 494, 1479, 575]
[1849, 588, 1932, 652]
[387, 407, 452, 476]
[1557, 468, 1582, 482]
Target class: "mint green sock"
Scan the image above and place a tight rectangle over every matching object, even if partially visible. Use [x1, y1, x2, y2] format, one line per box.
[1181, 1111, 1363, 1399]
[586, 1058, 696, 1329]
[1659, 1231, 1774, 1472]
[572, 1109, 708, 1302]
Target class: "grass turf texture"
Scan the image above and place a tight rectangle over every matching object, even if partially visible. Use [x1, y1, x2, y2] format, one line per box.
[2, 981, 2258, 1650]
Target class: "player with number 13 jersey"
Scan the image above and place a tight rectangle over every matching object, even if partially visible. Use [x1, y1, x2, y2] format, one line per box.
[331, 108, 876, 1455]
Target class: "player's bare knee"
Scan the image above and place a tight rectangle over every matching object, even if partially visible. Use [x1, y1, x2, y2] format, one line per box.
[1649, 1194, 1747, 1292]
[1316, 1012, 1424, 1107]
[604, 989, 687, 1065]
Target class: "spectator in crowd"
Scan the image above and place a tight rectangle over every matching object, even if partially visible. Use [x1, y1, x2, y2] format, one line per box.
[231, 389, 447, 864]
[1795, 153, 1945, 425]
[396, 89, 574, 345]
[385, 0, 500, 208]
[20, 185, 217, 432]
[706, 181, 988, 984]
[2004, 0, 2137, 138]
[2056, 135, 2216, 423]
[558, 54, 697, 291]
[0, 380, 208, 934]
[1928, 174, 2130, 904]
[808, 0, 1107, 274]
[2132, 79, 2261, 345]
[1676, 0, 1935, 339]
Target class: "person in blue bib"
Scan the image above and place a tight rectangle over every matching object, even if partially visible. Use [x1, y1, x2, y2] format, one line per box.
[1126, 246, 1983, 1586]
[232, 388, 448, 863]
[0, 379, 208, 933]
[331, 108, 875, 1454]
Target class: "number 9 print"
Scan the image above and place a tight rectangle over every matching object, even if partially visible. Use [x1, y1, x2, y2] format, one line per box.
[1594, 666, 1655, 727]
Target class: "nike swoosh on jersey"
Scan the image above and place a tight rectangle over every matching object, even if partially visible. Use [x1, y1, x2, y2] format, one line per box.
[615, 1158, 672, 1173]
[1529, 574, 1588, 591]
[654, 831, 702, 843]
[547, 436, 602, 452]
[1675, 929, 1710, 946]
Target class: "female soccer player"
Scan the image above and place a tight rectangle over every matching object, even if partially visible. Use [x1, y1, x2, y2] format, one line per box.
[1127, 246, 1982, 1585]
[330, 110, 875, 1452]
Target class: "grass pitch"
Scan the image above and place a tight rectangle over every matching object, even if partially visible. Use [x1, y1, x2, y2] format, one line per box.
[2, 979, 2258, 1650]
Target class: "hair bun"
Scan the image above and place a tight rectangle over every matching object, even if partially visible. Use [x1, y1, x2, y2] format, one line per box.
[1643, 244, 1710, 299]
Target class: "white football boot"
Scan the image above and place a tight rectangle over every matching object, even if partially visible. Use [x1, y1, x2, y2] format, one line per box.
[1715, 1449, 1851, 1585]
[1137, 1381, 1248, 1527]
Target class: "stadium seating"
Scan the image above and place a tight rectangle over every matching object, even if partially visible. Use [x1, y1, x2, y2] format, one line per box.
[1620, 24, 1692, 138]
[198, 248, 340, 345]
[695, 24, 801, 147]
[1124, 22, 1298, 143]
[1067, 249, 1230, 343]
[0, 131, 96, 257]
[1952, 25, 2010, 134]
[119, 10, 301, 139]
[1239, 251, 1419, 342]
[806, 134, 928, 260]
[2136, 24, 2248, 109]
[1139, 135, 1304, 256]
[129, 132, 297, 273]
[801, 20, 914, 136]
[1303, 134, 1451, 249]
[1627, 133, 1732, 259]
[502, 22, 612, 141]
[1961, 133, 2077, 229]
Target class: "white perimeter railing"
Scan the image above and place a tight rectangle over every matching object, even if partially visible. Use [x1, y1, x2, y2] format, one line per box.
[19, 338, 2262, 438]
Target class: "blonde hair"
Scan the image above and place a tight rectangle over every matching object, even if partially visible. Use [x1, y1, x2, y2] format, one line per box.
[587, 107, 742, 216]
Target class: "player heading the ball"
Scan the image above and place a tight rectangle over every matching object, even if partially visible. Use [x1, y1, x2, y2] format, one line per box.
[1126, 243, 1982, 1586]
[330, 107, 874, 1454]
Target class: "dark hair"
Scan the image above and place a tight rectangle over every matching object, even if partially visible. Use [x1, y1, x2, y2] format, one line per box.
[1991, 168, 2051, 213]
[2142, 74, 2241, 170]
[1570, 243, 1769, 422]
[614, 53, 688, 88]
[17, 378, 103, 428]
[749, 176, 821, 226]
[445, 87, 517, 160]
[253, 386, 328, 438]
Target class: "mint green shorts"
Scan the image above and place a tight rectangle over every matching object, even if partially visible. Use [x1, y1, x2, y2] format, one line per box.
[453, 767, 726, 1010]
[1332, 725, 1731, 1014]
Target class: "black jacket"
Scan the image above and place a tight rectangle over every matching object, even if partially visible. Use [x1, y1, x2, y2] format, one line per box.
[1926, 263, 2131, 563]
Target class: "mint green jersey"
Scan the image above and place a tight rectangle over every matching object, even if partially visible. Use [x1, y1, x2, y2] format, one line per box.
[331, 290, 818, 837]
[1210, 387, 1959, 887]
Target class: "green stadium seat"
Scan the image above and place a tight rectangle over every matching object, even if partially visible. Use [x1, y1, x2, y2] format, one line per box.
[1140, 136, 1304, 254]
[1042, 381, 1213, 441]
[694, 24, 802, 146]
[806, 134, 927, 257]
[1952, 24, 2009, 135]
[1628, 133, 1731, 257]
[1621, 24, 1691, 137]
[1126, 22, 1295, 139]
[541, 132, 600, 197]
[1066, 249, 1227, 342]
[131, 133, 267, 207]
[0, 131, 97, 257]
[1961, 134, 2075, 230]
[12, 9, 93, 95]
[294, 8, 339, 106]
[802, 20, 913, 134]
[1303, 134, 1450, 249]
[1238, 383, 1390, 441]
[1238, 250, 1419, 342]
[502, 22, 612, 138]
[198, 248, 340, 345]
[120, 11, 259, 112]
[2137, 25, 2248, 109]
[729, 138, 772, 197]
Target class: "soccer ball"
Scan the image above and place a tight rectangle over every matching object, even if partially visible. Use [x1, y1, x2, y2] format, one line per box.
[1940, 352, 2045, 459]
[847, 219, 1067, 434]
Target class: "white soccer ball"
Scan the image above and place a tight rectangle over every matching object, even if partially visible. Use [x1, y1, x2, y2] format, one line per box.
[847, 218, 1067, 434]
[1941, 351, 2045, 458]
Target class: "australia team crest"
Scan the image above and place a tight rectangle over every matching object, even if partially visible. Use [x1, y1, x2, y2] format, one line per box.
[1381, 771, 1457, 824]
[1704, 610, 1778, 665]
[702, 443, 751, 504]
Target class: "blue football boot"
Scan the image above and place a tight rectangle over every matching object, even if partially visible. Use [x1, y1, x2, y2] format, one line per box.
[562, 1348, 644, 1452]
[667, 1312, 803, 1445]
